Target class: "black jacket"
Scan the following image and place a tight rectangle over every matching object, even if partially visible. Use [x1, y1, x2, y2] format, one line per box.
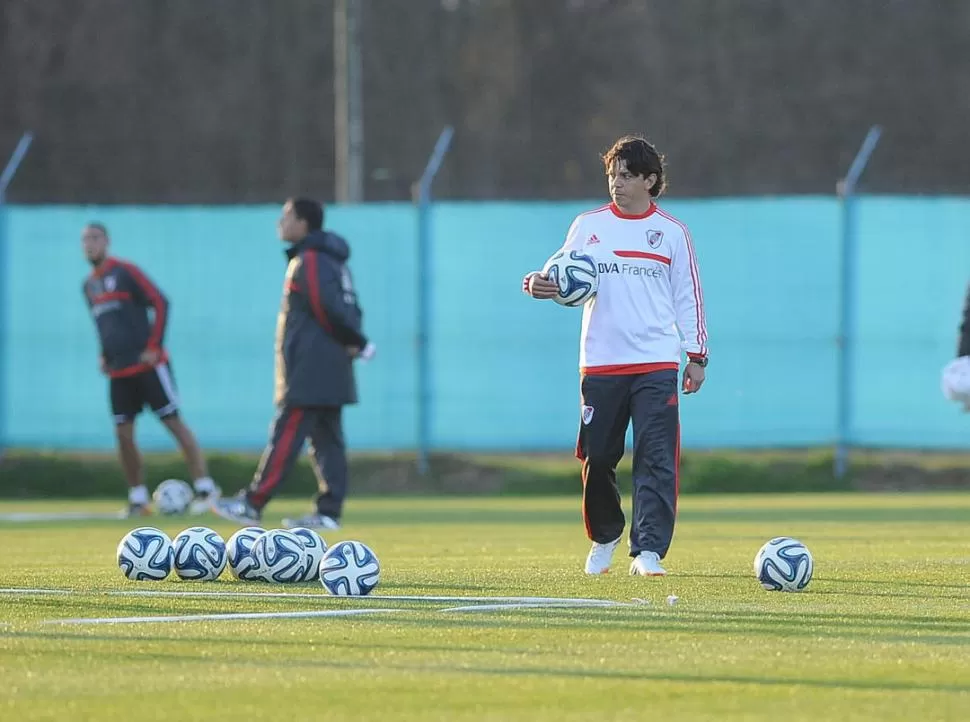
[959, 283, 970, 358]
[274, 231, 368, 408]
[83, 257, 170, 377]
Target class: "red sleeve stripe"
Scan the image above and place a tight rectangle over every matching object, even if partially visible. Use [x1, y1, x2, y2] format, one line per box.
[657, 209, 707, 354]
[303, 251, 333, 333]
[612, 250, 671, 264]
[119, 261, 166, 350]
[684, 228, 708, 353]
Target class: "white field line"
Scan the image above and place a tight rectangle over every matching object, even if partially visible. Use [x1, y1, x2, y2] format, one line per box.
[43, 602, 631, 626]
[0, 511, 126, 522]
[106, 590, 624, 605]
[43, 608, 409, 626]
[0, 587, 632, 615]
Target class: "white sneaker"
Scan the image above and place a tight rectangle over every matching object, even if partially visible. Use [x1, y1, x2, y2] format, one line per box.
[629, 551, 667, 577]
[584, 536, 622, 574]
[189, 487, 221, 515]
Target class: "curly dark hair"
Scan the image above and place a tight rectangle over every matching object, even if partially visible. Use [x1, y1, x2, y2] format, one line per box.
[602, 135, 667, 198]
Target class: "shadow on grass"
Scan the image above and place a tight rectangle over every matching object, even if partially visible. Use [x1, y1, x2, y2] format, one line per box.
[4, 640, 969, 694]
[8, 604, 970, 650]
[824, 577, 970, 591]
[678, 507, 970, 524]
[810, 588, 970, 600]
[675, 572, 970, 593]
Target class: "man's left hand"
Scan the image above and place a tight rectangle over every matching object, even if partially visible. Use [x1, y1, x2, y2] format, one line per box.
[358, 342, 376, 361]
[346, 343, 376, 361]
[683, 362, 705, 394]
[139, 348, 160, 366]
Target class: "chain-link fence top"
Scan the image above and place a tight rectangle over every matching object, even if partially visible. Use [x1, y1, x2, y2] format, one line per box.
[2, 0, 969, 202]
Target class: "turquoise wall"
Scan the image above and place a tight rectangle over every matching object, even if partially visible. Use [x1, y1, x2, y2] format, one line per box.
[2, 197, 968, 452]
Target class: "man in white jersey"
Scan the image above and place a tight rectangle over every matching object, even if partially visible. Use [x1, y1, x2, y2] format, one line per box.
[522, 135, 708, 577]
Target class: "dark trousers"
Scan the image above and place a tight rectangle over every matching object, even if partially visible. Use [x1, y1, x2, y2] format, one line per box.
[247, 406, 348, 518]
[576, 370, 680, 558]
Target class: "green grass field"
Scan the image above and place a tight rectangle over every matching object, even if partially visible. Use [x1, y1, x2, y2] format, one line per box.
[1, 494, 969, 721]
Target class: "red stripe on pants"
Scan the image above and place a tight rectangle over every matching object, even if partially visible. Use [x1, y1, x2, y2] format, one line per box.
[580, 461, 593, 540]
[674, 420, 681, 513]
[251, 409, 305, 506]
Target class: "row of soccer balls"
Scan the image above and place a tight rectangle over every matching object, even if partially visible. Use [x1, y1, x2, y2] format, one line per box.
[118, 526, 812, 594]
[117, 526, 380, 596]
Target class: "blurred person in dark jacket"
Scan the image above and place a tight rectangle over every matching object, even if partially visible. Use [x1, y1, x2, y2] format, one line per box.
[957, 284, 970, 359]
[213, 199, 374, 529]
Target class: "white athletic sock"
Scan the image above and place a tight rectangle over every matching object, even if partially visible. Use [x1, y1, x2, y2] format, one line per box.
[128, 485, 150, 506]
[193, 476, 216, 495]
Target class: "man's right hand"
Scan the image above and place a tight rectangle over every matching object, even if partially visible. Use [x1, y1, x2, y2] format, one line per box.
[523, 272, 559, 300]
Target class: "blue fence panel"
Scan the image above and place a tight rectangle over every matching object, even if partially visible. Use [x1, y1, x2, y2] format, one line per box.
[431, 199, 840, 449]
[431, 202, 586, 450]
[664, 198, 841, 447]
[851, 197, 970, 447]
[3, 205, 416, 451]
[1, 197, 968, 451]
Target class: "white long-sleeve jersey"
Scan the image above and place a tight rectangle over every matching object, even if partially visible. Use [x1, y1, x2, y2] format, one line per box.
[557, 202, 707, 375]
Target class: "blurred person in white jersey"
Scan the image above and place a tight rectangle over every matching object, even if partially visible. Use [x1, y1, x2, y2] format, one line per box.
[522, 135, 708, 577]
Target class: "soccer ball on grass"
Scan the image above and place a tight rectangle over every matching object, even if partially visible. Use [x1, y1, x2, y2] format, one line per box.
[319, 540, 380, 596]
[250, 529, 310, 583]
[152, 479, 194, 515]
[117, 527, 174, 581]
[754, 537, 813, 592]
[172, 526, 228, 581]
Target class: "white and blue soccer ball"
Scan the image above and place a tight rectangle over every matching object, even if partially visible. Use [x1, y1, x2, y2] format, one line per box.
[251, 529, 310, 583]
[172, 526, 228, 581]
[226, 526, 266, 580]
[541, 249, 598, 307]
[941, 356, 970, 408]
[117, 527, 174, 581]
[152, 479, 194, 515]
[288, 527, 329, 582]
[319, 540, 380, 596]
[754, 537, 814, 592]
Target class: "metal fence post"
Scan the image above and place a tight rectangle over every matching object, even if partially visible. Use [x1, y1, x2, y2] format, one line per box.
[414, 126, 454, 475]
[835, 125, 882, 479]
[0, 131, 35, 458]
